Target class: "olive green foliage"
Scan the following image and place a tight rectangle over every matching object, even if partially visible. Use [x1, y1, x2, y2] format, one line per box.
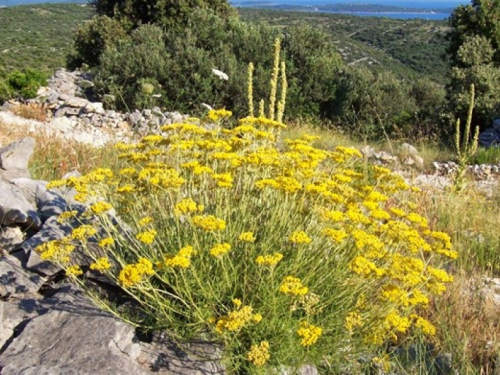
[239, 8, 450, 84]
[448, 35, 500, 128]
[447, 0, 500, 129]
[90, 0, 236, 31]
[68, 15, 129, 69]
[0, 69, 49, 102]
[93, 10, 343, 118]
[0, 4, 95, 77]
[447, 0, 500, 68]
[330, 67, 447, 140]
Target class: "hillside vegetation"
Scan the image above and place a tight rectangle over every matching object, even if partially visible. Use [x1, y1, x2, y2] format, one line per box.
[0, 3, 94, 77]
[239, 8, 450, 84]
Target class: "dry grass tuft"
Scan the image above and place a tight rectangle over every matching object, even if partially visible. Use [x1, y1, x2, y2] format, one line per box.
[427, 274, 500, 374]
[0, 118, 122, 181]
[10, 103, 49, 122]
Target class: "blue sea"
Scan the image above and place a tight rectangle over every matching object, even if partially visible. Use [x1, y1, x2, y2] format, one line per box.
[0, 0, 470, 20]
[313, 11, 450, 20]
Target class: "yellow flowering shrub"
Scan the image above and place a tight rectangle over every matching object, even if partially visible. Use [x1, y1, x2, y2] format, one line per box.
[41, 113, 456, 373]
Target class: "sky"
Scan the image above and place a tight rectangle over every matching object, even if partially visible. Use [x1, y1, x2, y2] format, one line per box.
[271, 0, 471, 7]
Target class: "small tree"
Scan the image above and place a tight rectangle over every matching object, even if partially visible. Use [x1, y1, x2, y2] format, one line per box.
[448, 35, 500, 128]
[90, 0, 236, 31]
[446, 0, 500, 129]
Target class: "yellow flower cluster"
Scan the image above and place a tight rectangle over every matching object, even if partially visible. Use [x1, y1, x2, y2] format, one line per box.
[138, 217, 154, 226]
[99, 237, 114, 248]
[289, 230, 312, 244]
[136, 229, 157, 245]
[164, 246, 196, 268]
[90, 201, 113, 215]
[345, 311, 364, 333]
[210, 243, 231, 258]
[66, 265, 83, 277]
[208, 109, 232, 122]
[239, 232, 256, 243]
[256, 253, 283, 266]
[90, 257, 112, 272]
[174, 198, 204, 216]
[36, 239, 75, 264]
[192, 215, 226, 232]
[279, 276, 309, 296]
[56, 210, 79, 223]
[246, 341, 270, 366]
[71, 225, 97, 241]
[215, 300, 262, 333]
[118, 258, 154, 287]
[297, 322, 322, 346]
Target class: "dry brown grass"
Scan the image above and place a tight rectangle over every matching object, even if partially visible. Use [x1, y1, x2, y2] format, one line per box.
[427, 274, 500, 374]
[10, 103, 49, 122]
[0, 118, 122, 181]
[0, 117, 34, 145]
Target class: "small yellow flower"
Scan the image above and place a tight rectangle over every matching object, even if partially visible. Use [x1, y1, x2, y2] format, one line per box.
[99, 237, 114, 248]
[66, 265, 83, 277]
[411, 314, 436, 336]
[71, 225, 97, 241]
[246, 341, 270, 366]
[215, 304, 260, 333]
[322, 228, 348, 243]
[136, 229, 157, 245]
[138, 217, 153, 226]
[256, 253, 283, 266]
[74, 193, 88, 203]
[192, 215, 226, 232]
[297, 322, 322, 346]
[90, 257, 111, 272]
[207, 109, 232, 122]
[89, 201, 113, 215]
[164, 246, 195, 268]
[279, 276, 308, 296]
[118, 258, 154, 287]
[289, 230, 312, 244]
[345, 311, 363, 333]
[174, 198, 203, 216]
[239, 232, 256, 243]
[56, 210, 78, 223]
[210, 243, 231, 258]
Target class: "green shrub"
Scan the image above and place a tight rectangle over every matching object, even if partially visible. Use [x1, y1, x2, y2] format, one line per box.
[0, 69, 48, 102]
[330, 67, 448, 140]
[93, 10, 342, 119]
[90, 0, 236, 31]
[68, 15, 129, 69]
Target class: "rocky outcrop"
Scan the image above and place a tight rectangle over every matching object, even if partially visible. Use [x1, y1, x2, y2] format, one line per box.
[1, 68, 190, 148]
[0, 137, 225, 375]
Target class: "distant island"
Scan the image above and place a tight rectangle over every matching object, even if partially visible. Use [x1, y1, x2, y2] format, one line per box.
[231, 2, 454, 15]
[0, 0, 85, 7]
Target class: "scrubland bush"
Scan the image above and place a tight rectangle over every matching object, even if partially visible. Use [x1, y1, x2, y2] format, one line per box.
[330, 67, 448, 140]
[0, 69, 48, 102]
[90, 0, 236, 31]
[72, 9, 342, 120]
[38, 109, 456, 372]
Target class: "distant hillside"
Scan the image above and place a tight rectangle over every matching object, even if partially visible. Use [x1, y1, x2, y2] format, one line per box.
[0, 3, 449, 86]
[0, 0, 85, 7]
[239, 8, 450, 83]
[233, 2, 454, 15]
[0, 3, 94, 76]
